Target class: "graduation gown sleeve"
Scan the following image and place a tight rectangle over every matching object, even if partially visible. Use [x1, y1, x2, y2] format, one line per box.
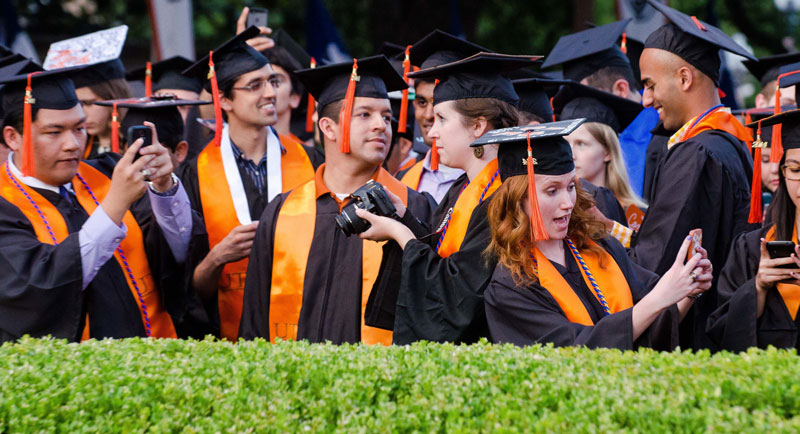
[485, 238, 679, 350]
[580, 179, 626, 226]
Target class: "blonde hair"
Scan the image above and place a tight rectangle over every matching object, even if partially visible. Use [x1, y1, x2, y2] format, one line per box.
[583, 122, 647, 210]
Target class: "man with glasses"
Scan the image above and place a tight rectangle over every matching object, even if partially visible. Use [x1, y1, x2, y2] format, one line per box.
[180, 28, 321, 340]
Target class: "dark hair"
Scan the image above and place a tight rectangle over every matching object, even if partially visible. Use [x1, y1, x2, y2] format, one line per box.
[584, 65, 640, 92]
[518, 111, 547, 126]
[263, 48, 304, 95]
[453, 98, 519, 130]
[318, 100, 344, 124]
[88, 78, 132, 101]
[770, 155, 796, 240]
[2, 108, 27, 135]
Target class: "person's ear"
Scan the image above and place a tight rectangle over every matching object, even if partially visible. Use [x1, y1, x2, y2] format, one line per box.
[755, 92, 769, 109]
[175, 140, 189, 164]
[611, 78, 630, 99]
[678, 66, 693, 91]
[318, 116, 338, 145]
[219, 91, 233, 112]
[3, 126, 21, 152]
[471, 116, 490, 138]
[289, 92, 301, 110]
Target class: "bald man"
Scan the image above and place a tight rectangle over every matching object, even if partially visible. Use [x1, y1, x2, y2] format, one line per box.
[626, 14, 754, 350]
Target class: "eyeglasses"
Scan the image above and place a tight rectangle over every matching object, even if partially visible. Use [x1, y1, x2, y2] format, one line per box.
[781, 164, 800, 181]
[232, 77, 283, 93]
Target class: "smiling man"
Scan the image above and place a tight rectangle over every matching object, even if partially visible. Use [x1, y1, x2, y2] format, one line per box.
[628, 1, 755, 350]
[180, 28, 323, 341]
[238, 55, 433, 344]
[0, 67, 196, 342]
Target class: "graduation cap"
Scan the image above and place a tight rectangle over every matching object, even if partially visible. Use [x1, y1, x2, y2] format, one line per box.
[267, 29, 315, 133]
[552, 81, 642, 132]
[270, 29, 312, 69]
[471, 119, 585, 240]
[43, 25, 128, 89]
[378, 41, 406, 60]
[759, 61, 800, 163]
[513, 78, 569, 123]
[0, 44, 12, 58]
[408, 29, 489, 69]
[620, 33, 644, 89]
[96, 96, 210, 152]
[644, 0, 755, 87]
[126, 56, 202, 97]
[295, 55, 407, 153]
[742, 53, 800, 87]
[541, 20, 633, 83]
[183, 26, 269, 148]
[0, 67, 83, 176]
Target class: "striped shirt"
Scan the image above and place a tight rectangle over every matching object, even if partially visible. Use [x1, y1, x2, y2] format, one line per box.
[230, 140, 268, 195]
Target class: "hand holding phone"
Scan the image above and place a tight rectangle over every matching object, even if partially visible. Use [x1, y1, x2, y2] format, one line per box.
[127, 125, 152, 161]
[687, 229, 702, 262]
[246, 7, 268, 28]
[766, 241, 798, 269]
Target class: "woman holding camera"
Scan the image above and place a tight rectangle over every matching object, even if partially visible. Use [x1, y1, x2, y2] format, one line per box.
[357, 53, 537, 344]
[707, 110, 800, 351]
[481, 124, 713, 349]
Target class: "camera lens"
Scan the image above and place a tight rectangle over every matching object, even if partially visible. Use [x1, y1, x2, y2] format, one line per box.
[335, 203, 372, 236]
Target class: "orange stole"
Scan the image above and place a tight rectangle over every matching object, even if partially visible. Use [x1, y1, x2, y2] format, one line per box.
[269, 167, 407, 345]
[681, 110, 753, 143]
[196, 135, 316, 341]
[400, 159, 424, 190]
[532, 242, 633, 326]
[766, 226, 800, 320]
[437, 159, 501, 258]
[0, 161, 176, 338]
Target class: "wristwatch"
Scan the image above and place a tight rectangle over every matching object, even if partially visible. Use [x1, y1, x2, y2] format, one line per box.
[149, 172, 179, 196]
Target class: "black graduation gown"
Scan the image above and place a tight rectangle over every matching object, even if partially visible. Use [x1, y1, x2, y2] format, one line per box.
[642, 122, 671, 203]
[629, 129, 753, 350]
[0, 154, 205, 342]
[580, 179, 627, 226]
[238, 184, 433, 343]
[707, 227, 800, 351]
[485, 237, 680, 350]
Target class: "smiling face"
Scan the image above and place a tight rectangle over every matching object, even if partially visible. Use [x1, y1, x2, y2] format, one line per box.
[523, 171, 577, 240]
[640, 48, 687, 131]
[413, 80, 436, 146]
[221, 64, 279, 127]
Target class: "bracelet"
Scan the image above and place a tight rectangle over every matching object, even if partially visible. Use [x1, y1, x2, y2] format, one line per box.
[688, 293, 703, 300]
[149, 172, 179, 196]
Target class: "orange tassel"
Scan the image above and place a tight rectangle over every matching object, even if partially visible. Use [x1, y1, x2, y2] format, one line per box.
[398, 45, 411, 134]
[111, 102, 119, 153]
[748, 121, 766, 224]
[744, 111, 753, 157]
[549, 97, 556, 122]
[770, 85, 783, 163]
[691, 16, 707, 31]
[208, 51, 224, 147]
[305, 57, 317, 133]
[430, 139, 439, 171]
[526, 131, 549, 241]
[338, 58, 359, 154]
[22, 73, 38, 177]
[620, 33, 627, 54]
[145, 61, 153, 97]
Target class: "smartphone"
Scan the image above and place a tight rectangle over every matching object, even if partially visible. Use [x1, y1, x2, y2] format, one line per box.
[246, 7, 269, 28]
[687, 229, 702, 262]
[767, 241, 797, 269]
[127, 125, 152, 161]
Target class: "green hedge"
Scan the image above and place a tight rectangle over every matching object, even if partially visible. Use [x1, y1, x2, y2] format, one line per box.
[2, 338, 800, 432]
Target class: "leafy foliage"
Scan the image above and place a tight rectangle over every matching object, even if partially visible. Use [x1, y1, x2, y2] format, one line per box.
[2, 337, 800, 432]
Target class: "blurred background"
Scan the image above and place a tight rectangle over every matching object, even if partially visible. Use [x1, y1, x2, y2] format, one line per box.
[3, 0, 800, 106]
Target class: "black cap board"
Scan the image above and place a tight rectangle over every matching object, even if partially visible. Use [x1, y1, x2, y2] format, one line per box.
[747, 108, 800, 151]
[126, 56, 203, 94]
[43, 25, 129, 89]
[378, 41, 406, 60]
[644, 0, 755, 86]
[552, 81, 643, 132]
[0, 66, 83, 113]
[408, 52, 541, 106]
[294, 55, 407, 110]
[183, 26, 270, 92]
[776, 61, 800, 89]
[743, 53, 800, 87]
[270, 29, 313, 68]
[512, 78, 570, 121]
[409, 29, 489, 70]
[470, 119, 584, 181]
[541, 20, 632, 83]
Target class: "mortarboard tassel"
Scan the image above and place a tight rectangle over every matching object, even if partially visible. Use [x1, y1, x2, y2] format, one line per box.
[744, 110, 754, 157]
[549, 97, 556, 122]
[111, 102, 120, 153]
[749, 121, 767, 224]
[305, 57, 317, 133]
[338, 58, 359, 154]
[526, 131, 549, 241]
[620, 33, 627, 54]
[398, 45, 412, 134]
[430, 79, 440, 171]
[22, 72, 39, 177]
[691, 16, 707, 31]
[144, 61, 153, 98]
[208, 51, 224, 147]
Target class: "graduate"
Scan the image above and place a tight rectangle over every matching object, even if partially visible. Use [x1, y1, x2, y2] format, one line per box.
[743, 53, 800, 110]
[481, 122, 712, 349]
[708, 109, 800, 351]
[357, 52, 539, 344]
[126, 56, 209, 161]
[397, 30, 485, 202]
[180, 27, 323, 341]
[0, 67, 197, 341]
[630, 0, 755, 350]
[513, 77, 629, 227]
[238, 55, 433, 344]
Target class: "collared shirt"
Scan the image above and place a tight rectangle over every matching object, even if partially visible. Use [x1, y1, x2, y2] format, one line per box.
[416, 150, 464, 204]
[314, 163, 382, 212]
[230, 140, 269, 195]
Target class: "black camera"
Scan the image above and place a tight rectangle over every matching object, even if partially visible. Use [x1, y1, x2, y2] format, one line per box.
[335, 180, 398, 236]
